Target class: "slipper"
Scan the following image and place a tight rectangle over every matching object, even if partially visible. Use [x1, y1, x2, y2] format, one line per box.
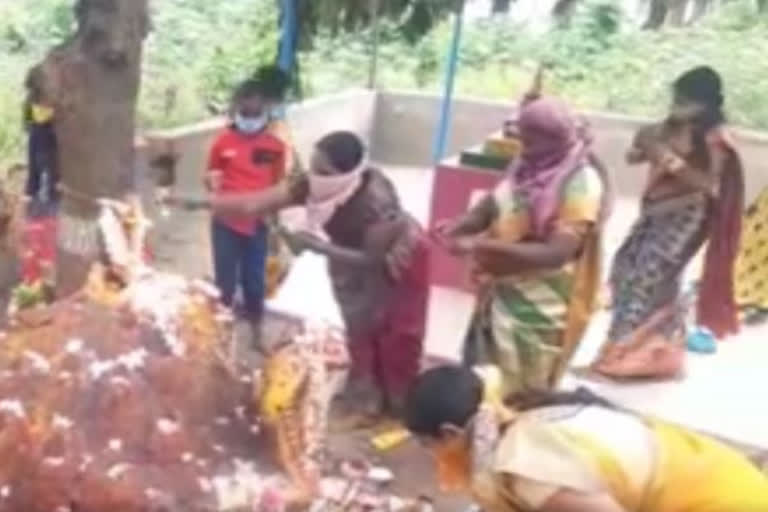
[371, 426, 411, 452]
[686, 327, 717, 354]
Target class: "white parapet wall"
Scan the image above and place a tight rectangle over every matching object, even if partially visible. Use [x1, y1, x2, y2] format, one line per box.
[142, 87, 768, 277]
[371, 90, 768, 202]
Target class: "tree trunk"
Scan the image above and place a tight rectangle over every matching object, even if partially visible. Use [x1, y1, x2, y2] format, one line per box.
[667, 0, 689, 25]
[491, 0, 512, 14]
[552, 0, 580, 20]
[643, 0, 669, 29]
[33, 0, 149, 296]
[689, 0, 710, 22]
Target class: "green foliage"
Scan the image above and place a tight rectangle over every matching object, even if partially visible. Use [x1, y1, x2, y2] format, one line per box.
[301, 0, 768, 132]
[139, 0, 278, 128]
[296, 0, 460, 46]
[0, 0, 767, 168]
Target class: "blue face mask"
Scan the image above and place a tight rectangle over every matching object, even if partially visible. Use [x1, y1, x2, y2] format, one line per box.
[234, 112, 268, 134]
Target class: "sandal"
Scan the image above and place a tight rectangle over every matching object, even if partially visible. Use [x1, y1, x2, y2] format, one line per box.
[593, 336, 684, 380]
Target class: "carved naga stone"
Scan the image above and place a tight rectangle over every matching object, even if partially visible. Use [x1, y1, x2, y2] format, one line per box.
[258, 324, 350, 507]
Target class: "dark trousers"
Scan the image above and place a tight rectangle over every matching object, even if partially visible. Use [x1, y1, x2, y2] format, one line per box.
[26, 124, 58, 203]
[211, 220, 268, 319]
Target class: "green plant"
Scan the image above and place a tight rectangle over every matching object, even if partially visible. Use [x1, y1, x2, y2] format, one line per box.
[1, 0, 767, 169]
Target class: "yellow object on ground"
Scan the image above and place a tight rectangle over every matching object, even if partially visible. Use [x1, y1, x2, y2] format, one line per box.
[371, 426, 411, 452]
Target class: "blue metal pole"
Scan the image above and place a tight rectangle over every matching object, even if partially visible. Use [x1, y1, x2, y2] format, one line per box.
[277, 0, 298, 73]
[431, 5, 465, 164]
[274, 0, 298, 120]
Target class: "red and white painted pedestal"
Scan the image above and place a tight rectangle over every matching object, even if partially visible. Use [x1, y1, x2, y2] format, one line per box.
[427, 157, 502, 291]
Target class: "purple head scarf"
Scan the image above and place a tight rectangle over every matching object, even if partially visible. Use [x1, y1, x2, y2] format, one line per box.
[510, 96, 592, 237]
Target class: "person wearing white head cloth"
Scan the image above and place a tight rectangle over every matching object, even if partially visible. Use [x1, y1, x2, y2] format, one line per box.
[170, 131, 430, 422]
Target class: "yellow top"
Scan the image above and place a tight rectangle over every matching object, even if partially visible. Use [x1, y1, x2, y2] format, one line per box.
[471, 399, 768, 512]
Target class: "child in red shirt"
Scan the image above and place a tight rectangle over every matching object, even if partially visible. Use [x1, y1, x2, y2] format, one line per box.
[206, 69, 289, 345]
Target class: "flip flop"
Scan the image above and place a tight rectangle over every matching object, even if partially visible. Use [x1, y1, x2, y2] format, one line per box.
[686, 327, 717, 354]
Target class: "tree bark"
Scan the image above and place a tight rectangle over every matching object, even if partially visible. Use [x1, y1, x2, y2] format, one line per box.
[643, 0, 669, 29]
[33, 0, 149, 296]
[667, 0, 689, 25]
[689, 0, 710, 23]
[552, 0, 580, 20]
[491, 0, 512, 14]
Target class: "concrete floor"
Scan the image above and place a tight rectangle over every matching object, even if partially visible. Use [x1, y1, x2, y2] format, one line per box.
[268, 164, 768, 453]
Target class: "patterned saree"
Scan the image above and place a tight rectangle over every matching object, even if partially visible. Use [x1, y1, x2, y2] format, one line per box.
[467, 165, 604, 394]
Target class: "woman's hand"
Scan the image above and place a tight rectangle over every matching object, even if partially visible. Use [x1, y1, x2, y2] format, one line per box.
[445, 236, 477, 257]
[385, 234, 416, 281]
[660, 151, 686, 175]
[430, 219, 458, 245]
[431, 220, 474, 256]
[283, 230, 324, 255]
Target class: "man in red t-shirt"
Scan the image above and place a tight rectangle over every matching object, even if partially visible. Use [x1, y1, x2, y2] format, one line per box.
[206, 69, 289, 345]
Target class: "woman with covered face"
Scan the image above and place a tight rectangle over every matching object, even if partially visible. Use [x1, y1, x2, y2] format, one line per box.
[435, 95, 610, 395]
[404, 365, 768, 512]
[173, 131, 429, 422]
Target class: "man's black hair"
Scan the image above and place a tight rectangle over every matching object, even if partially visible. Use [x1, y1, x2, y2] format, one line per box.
[315, 131, 365, 173]
[404, 366, 483, 437]
[674, 65, 724, 111]
[233, 65, 291, 103]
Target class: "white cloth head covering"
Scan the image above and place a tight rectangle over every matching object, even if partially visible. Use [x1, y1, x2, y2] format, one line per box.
[304, 162, 366, 234]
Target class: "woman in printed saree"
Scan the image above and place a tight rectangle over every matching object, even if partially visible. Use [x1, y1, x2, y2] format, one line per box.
[435, 96, 609, 395]
[405, 365, 768, 512]
[593, 66, 744, 380]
